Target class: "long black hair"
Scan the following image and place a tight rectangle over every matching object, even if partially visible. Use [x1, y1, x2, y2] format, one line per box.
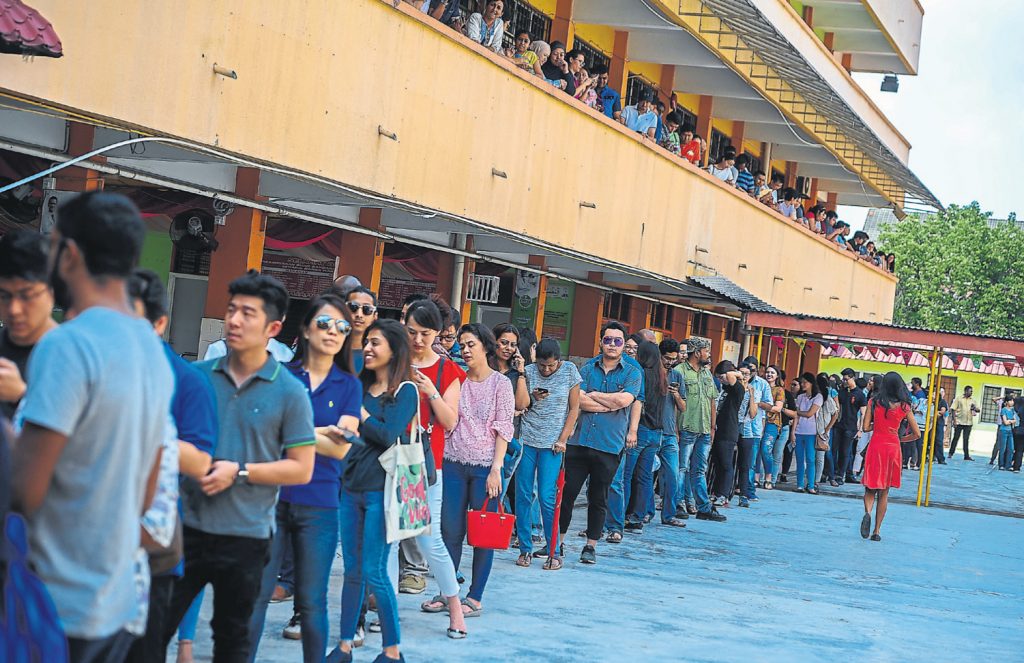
[359, 318, 412, 398]
[874, 371, 911, 410]
[518, 326, 538, 365]
[800, 372, 819, 398]
[637, 341, 667, 398]
[291, 293, 353, 374]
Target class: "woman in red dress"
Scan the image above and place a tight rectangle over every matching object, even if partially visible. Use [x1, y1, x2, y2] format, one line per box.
[859, 372, 921, 541]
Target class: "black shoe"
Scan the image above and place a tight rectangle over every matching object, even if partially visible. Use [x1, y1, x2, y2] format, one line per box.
[860, 513, 871, 539]
[372, 653, 405, 663]
[326, 647, 354, 663]
[674, 508, 690, 520]
[624, 521, 643, 533]
[580, 545, 597, 564]
[938, 460, 947, 465]
[778, 474, 788, 484]
[964, 457, 974, 461]
[870, 533, 881, 542]
[696, 508, 727, 522]
[846, 476, 859, 484]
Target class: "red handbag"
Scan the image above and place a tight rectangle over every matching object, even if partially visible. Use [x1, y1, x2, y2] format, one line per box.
[466, 498, 516, 550]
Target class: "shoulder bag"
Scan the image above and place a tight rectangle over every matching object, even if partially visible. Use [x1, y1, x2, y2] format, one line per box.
[378, 382, 431, 544]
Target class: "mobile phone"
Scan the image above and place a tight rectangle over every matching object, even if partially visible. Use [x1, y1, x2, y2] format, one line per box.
[536, 388, 549, 394]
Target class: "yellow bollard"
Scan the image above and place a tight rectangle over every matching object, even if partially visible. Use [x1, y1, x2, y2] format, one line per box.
[916, 348, 940, 507]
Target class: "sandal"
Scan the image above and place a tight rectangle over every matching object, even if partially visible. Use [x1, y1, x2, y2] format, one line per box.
[606, 531, 623, 543]
[764, 482, 774, 490]
[420, 595, 448, 613]
[515, 553, 532, 568]
[460, 597, 483, 618]
[446, 628, 468, 640]
[542, 556, 563, 571]
[661, 518, 687, 528]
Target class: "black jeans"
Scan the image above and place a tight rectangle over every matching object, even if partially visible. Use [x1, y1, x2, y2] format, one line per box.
[782, 442, 794, 475]
[949, 425, 972, 458]
[834, 428, 858, 479]
[559, 444, 620, 542]
[126, 574, 175, 663]
[737, 437, 756, 499]
[162, 527, 270, 663]
[68, 630, 136, 663]
[709, 436, 737, 499]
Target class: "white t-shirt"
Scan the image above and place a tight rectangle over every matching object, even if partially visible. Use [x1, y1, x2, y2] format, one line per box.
[708, 164, 733, 182]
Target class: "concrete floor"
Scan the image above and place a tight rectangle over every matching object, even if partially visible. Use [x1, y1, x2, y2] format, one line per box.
[171, 450, 1024, 663]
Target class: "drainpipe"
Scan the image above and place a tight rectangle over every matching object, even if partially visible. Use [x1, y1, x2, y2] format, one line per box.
[451, 234, 467, 313]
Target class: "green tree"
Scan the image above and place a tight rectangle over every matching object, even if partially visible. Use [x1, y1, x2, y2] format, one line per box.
[877, 202, 1024, 337]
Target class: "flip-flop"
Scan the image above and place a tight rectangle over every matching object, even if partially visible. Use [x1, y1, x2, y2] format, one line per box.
[420, 595, 448, 613]
[515, 553, 532, 567]
[460, 598, 483, 618]
[661, 518, 687, 528]
[446, 628, 468, 640]
[606, 531, 623, 543]
[860, 513, 871, 539]
[542, 556, 563, 571]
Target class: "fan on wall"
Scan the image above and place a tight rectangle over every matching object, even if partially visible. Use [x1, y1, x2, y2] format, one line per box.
[169, 209, 219, 252]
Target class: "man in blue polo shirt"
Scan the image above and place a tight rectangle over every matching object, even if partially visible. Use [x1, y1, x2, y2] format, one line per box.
[163, 270, 315, 661]
[558, 321, 642, 566]
[592, 65, 621, 121]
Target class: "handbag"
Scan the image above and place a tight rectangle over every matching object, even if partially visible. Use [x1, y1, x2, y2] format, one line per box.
[467, 497, 516, 550]
[378, 382, 431, 544]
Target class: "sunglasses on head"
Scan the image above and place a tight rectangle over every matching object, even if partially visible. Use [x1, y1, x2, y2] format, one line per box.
[602, 336, 624, 347]
[315, 315, 351, 334]
[346, 301, 377, 316]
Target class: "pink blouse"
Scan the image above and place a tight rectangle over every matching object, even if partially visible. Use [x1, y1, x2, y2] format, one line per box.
[445, 371, 515, 467]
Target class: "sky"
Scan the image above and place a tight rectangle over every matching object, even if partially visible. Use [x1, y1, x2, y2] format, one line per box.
[838, 0, 1024, 230]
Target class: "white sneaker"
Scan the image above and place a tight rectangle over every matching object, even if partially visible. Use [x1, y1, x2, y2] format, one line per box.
[282, 613, 301, 640]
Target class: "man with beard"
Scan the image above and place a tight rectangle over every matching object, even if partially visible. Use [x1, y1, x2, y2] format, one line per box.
[676, 337, 726, 522]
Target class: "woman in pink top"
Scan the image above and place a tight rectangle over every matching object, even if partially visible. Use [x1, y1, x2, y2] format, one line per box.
[441, 323, 514, 618]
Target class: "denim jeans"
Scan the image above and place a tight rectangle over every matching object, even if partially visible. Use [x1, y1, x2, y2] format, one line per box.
[337, 489, 399, 648]
[997, 429, 1015, 468]
[755, 423, 778, 485]
[501, 437, 524, 509]
[515, 445, 563, 555]
[834, 427, 858, 479]
[738, 437, 758, 500]
[606, 428, 658, 531]
[795, 434, 817, 490]
[441, 460, 496, 603]
[626, 427, 662, 523]
[249, 501, 338, 663]
[772, 424, 790, 481]
[683, 431, 713, 513]
[416, 469, 460, 598]
[676, 433, 695, 508]
[657, 434, 680, 521]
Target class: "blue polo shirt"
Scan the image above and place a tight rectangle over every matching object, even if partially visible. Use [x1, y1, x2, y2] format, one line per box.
[571, 356, 643, 455]
[597, 86, 621, 119]
[280, 363, 362, 509]
[163, 343, 217, 457]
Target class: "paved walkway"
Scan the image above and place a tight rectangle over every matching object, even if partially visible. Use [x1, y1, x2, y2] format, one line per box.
[172, 457, 1023, 662]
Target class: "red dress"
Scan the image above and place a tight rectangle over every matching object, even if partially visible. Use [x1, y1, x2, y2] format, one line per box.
[862, 403, 909, 489]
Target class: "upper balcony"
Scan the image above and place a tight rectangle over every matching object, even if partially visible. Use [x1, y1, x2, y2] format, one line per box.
[0, 0, 901, 321]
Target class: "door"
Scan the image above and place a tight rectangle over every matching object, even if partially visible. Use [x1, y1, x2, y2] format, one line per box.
[167, 274, 209, 360]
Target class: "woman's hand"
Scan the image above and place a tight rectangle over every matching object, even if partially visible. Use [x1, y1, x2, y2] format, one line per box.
[486, 467, 502, 498]
[553, 439, 567, 454]
[411, 369, 438, 398]
[512, 353, 526, 373]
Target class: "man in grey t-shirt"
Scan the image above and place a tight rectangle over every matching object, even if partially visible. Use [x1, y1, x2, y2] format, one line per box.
[13, 192, 174, 663]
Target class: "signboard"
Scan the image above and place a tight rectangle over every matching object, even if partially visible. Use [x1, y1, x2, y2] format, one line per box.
[378, 277, 437, 310]
[721, 339, 741, 364]
[541, 280, 575, 355]
[261, 251, 334, 300]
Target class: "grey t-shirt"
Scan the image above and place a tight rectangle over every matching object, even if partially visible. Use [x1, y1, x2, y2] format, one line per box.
[520, 361, 582, 448]
[20, 307, 173, 639]
[182, 355, 315, 539]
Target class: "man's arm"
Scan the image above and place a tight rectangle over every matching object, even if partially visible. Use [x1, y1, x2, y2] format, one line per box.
[579, 391, 611, 412]
[588, 390, 636, 411]
[11, 423, 67, 515]
[626, 399, 641, 448]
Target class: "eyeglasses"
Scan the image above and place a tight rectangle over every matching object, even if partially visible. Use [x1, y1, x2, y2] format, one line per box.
[346, 302, 377, 316]
[601, 336, 624, 347]
[315, 315, 351, 334]
[0, 284, 49, 306]
[438, 334, 456, 342]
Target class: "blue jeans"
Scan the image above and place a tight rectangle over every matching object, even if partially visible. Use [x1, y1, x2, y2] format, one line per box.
[795, 434, 817, 490]
[772, 424, 791, 481]
[997, 428, 1015, 468]
[177, 588, 204, 641]
[501, 437, 523, 509]
[605, 429, 657, 531]
[677, 434, 695, 508]
[337, 489, 398, 648]
[754, 423, 778, 485]
[657, 434, 680, 522]
[683, 431, 713, 513]
[626, 427, 661, 523]
[514, 445, 563, 555]
[249, 501, 338, 663]
[441, 460, 496, 603]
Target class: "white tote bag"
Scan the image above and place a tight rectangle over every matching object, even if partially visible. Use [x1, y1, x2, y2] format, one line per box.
[378, 382, 431, 543]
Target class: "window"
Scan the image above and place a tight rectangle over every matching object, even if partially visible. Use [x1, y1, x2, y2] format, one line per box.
[709, 128, 732, 162]
[675, 105, 697, 132]
[981, 385, 1021, 424]
[745, 151, 762, 176]
[603, 292, 630, 322]
[726, 320, 740, 342]
[501, 0, 551, 49]
[625, 73, 658, 108]
[574, 38, 609, 72]
[691, 311, 709, 337]
[651, 303, 674, 331]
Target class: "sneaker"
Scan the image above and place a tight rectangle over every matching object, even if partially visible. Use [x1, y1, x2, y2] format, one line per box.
[738, 498, 750, 508]
[580, 545, 597, 565]
[270, 585, 293, 603]
[796, 487, 805, 493]
[399, 575, 426, 595]
[695, 508, 726, 522]
[368, 619, 382, 634]
[353, 626, 365, 648]
[778, 474, 788, 484]
[964, 457, 974, 461]
[749, 496, 759, 502]
[624, 521, 643, 533]
[282, 613, 302, 640]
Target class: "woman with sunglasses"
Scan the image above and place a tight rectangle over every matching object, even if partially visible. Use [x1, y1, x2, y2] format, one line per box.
[248, 293, 361, 663]
[441, 323, 514, 618]
[403, 300, 469, 639]
[328, 319, 417, 663]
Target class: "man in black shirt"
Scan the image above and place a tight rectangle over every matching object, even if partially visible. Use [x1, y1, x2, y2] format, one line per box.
[0, 230, 56, 419]
[541, 41, 576, 96]
[835, 368, 867, 484]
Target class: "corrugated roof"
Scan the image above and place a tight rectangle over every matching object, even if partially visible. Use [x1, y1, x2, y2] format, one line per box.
[688, 275, 782, 313]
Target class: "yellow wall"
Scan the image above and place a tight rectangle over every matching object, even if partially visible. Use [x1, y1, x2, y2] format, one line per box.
[575, 24, 616, 55]
[0, 0, 897, 319]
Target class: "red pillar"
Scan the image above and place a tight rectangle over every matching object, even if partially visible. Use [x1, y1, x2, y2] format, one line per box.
[57, 123, 104, 192]
[706, 316, 728, 365]
[339, 208, 385, 294]
[569, 272, 604, 358]
[732, 120, 746, 152]
[551, 0, 575, 48]
[203, 167, 266, 319]
[609, 30, 630, 97]
[696, 96, 714, 166]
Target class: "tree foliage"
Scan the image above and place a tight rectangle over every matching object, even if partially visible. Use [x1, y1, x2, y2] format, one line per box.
[877, 202, 1024, 337]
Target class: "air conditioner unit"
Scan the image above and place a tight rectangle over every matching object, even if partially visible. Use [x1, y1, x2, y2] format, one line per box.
[795, 176, 812, 197]
[466, 274, 500, 304]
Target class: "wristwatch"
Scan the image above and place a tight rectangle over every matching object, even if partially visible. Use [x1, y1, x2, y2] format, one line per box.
[235, 462, 249, 485]
[429, 392, 441, 401]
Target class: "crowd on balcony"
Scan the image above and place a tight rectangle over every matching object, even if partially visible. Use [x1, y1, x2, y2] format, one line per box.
[401, 0, 898, 273]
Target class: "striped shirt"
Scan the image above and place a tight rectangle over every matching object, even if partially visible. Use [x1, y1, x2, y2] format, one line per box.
[735, 169, 755, 194]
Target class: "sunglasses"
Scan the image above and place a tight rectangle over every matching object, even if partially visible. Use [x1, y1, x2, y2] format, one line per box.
[315, 315, 351, 334]
[346, 302, 377, 316]
[601, 336, 624, 347]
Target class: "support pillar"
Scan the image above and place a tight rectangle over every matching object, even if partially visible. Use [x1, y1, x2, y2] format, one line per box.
[627, 296, 649, 335]
[697, 96, 714, 166]
[801, 5, 813, 28]
[609, 30, 630, 96]
[568, 272, 603, 358]
[706, 316, 728, 365]
[528, 255, 548, 339]
[434, 251, 455, 306]
[826, 192, 839, 211]
[732, 120, 745, 152]
[57, 123, 104, 192]
[670, 310, 689, 342]
[783, 338, 801, 384]
[551, 0, 575, 49]
[658, 64, 676, 107]
[340, 208, 385, 294]
[200, 167, 267, 356]
[823, 32, 835, 53]
[808, 177, 820, 207]
[803, 342, 821, 376]
[785, 161, 798, 188]
[840, 53, 853, 73]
